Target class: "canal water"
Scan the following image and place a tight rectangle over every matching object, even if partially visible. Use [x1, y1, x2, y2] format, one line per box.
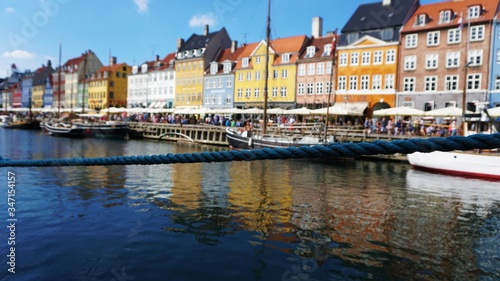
[0, 129, 499, 281]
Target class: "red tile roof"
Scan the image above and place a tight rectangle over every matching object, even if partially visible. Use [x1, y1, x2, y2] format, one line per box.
[402, 0, 500, 33]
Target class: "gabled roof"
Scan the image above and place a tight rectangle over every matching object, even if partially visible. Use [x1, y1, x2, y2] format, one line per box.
[63, 50, 96, 73]
[299, 35, 336, 60]
[401, 0, 500, 33]
[178, 28, 225, 52]
[342, 0, 419, 33]
[96, 63, 129, 74]
[32, 62, 55, 86]
[157, 52, 176, 70]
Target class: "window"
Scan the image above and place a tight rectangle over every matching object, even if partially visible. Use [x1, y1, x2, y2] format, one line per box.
[245, 88, 251, 98]
[326, 62, 332, 74]
[416, 14, 426, 26]
[497, 49, 500, 64]
[272, 87, 278, 97]
[316, 82, 324, 94]
[323, 44, 332, 57]
[326, 82, 332, 94]
[254, 88, 260, 98]
[424, 76, 438, 91]
[317, 63, 324, 75]
[439, 10, 451, 23]
[242, 58, 249, 67]
[446, 52, 460, 68]
[298, 65, 306, 76]
[282, 69, 288, 78]
[238, 73, 243, 81]
[218, 79, 222, 88]
[255, 71, 261, 80]
[495, 76, 500, 90]
[404, 56, 417, 70]
[306, 46, 316, 58]
[468, 6, 480, 18]
[448, 28, 461, 44]
[445, 75, 459, 91]
[425, 54, 438, 69]
[350, 52, 359, 65]
[373, 50, 383, 64]
[468, 49, 483, 66]
[470, 25, 485, 41]
[307, 64, 315, 75]
[427, 31, 440, 46]
[467, 73, 481, 90]
[206, 80, 212, 89]
[307, 83, 314, 95]
[361, 75, 369, 90]
[280, 87, 287, 97]
[226, 79, 232, 88]
[256, 56, 261, 63]
[349, 76, 358, 90]
[210, 63, 218, 74]
[361, 51, 370, 65]
[372, 75, 381, 90]
[403, 77, 416, 92]
[298, 83, 305, 95]
[237, 88, 243, 98]
[338, 76, 346, 90]
[223, 63, 231, 73]
[273, 70, 279, 79]
[405, 34, 417, 48]
[385, 74, 394, 89]
[246, 72, 252, 81]
[386, 50, 395, 63]
[282, 53, 290, 63]
[339, 53, 348, 66]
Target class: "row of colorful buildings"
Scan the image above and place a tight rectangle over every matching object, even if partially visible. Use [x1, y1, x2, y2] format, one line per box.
[2, 0, 500, 116]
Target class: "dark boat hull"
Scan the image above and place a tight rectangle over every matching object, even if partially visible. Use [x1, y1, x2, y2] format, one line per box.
[74, 123, 130, 139]
[44, 123, 86, 138]
[226, 127, 323, 149]
[3, 120, 41, 130]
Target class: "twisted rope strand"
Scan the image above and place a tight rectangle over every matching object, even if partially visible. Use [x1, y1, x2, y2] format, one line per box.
[1, 134, 499, 167]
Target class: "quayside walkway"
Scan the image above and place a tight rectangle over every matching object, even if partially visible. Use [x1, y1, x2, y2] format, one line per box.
[127, 122, 434, 146]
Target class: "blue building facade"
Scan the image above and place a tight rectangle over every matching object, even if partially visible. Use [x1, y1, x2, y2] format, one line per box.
[489, 18, 500, 108]
[43, 78, 53, 107]
[21, 73, 33, 108]
[203, 72, 234, 110]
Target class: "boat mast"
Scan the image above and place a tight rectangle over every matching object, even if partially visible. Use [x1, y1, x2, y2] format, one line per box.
[461, 13, 470, 136]
[324, 30, 337, 141]
[57, 41, 62, 118]
[81, 52, 88, 115]
[262, 0, 271, 135]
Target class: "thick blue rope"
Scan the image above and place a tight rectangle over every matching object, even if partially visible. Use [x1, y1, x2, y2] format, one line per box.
[1, 134, 499, 167]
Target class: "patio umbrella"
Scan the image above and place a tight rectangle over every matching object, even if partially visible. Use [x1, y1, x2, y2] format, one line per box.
[424, 107, 470, 117]
[267, 107, 286, 115]
[373, 106, 425, 116]
[311, 105, 350, 115]
[284, 107, 312, 115]
[219, 108, 243, 114]
[242, 107, 264, 114]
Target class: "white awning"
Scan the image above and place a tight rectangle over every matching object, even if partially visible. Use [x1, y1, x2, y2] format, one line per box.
[156, 102, 167, 109]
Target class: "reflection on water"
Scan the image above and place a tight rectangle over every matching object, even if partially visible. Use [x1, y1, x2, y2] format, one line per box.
[1, 129, 500, 280]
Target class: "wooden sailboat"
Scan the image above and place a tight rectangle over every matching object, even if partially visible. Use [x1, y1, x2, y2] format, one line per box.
[226, 0, 335, 149]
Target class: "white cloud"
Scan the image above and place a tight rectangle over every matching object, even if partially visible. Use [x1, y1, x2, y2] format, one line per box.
[133, 0, 149, 14]
[189, 13, 217, 28]
[2, 50, 36, 60]
[5, 7, 15, 13]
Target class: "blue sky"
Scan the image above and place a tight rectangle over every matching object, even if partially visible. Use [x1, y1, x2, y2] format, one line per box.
[0, 0, 441, 77]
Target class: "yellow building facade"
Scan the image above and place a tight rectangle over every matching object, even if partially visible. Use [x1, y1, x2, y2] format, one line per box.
[336, 36, 398, 112]
[88, 61, 130, 110]
[31, 84, 44, 108]
[175, 58, 204, 108]
[234, 36, 306, 109]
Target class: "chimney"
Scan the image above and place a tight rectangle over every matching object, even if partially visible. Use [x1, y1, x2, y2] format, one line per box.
[382, 0, 391, 6]
[177, 38, 185, 51]
[312, 17, 323, 38]
[204, 24, 209, 36]
[231, 40, 238, 53]
[109, 56, 117, 66]
[155, 55, 160, 62]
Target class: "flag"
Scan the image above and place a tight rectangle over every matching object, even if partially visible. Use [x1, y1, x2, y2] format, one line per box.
[457, 12, 463, 30]
[331, 29, 337, 58]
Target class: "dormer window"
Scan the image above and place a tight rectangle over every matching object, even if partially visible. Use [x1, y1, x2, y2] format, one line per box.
[210, 63, 218, 75]
[282, 53, 290, 63]
[439, 10, 451, 23]
[242, 58, 249, 67]
[305, 46, 316, 58]
[322, 44, 332, 56]
[223, 62, 231, 73]
[186, 50, 193, 58]
[468, 5, 481, 18]
[194, 49, 201, 56]
[416, 14, 427, 26]
[141, 64, 148, 73]
[177, 52, 184, 59]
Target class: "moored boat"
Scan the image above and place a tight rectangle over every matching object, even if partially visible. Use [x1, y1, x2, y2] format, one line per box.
[73, 121, 130, 139]
[43, 122, 86, 137]
[407, 150, 500, 180]
[226, 126, 324, 149]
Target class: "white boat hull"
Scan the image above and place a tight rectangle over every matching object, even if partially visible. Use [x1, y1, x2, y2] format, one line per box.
[408, 151, 500, 180]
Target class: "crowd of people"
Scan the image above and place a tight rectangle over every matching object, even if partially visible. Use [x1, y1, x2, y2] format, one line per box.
[363, 117, 458, 136]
